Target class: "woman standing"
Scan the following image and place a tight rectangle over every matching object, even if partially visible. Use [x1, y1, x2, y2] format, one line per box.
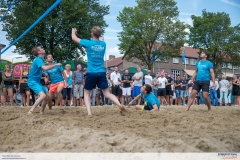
[232, 75, 239, 106]
[219, 75, 229, 106]
[1, 65, 14, 106]
[19, 65, 30, 106]
[62, 64, 72, 106]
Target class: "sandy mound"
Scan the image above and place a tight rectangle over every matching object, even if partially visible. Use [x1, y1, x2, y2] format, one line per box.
[0, 105, 240, 152]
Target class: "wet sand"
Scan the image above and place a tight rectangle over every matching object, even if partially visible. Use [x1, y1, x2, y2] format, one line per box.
[0, 105, 239, 152]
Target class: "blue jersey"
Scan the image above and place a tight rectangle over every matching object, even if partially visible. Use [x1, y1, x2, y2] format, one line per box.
[141, 92, 160, 109]
[45, 65, 64, 84]
[28, 57, 44, 82]
[80, 39, 106, 73]
[196, 60, 213, 81]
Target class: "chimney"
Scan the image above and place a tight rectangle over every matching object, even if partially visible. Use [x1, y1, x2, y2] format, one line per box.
[109, 55, 115, 60]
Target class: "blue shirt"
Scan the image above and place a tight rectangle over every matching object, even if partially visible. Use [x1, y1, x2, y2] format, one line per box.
[80, 39, 106, 73]
[196, 60, 213, 81]
[74, 71, 84, 84]
[45, 65, 64, 84]
[141, 92, 160, 109]
[28, 57, 44, 82]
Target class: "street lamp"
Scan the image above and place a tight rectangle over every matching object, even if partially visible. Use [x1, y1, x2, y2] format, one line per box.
[0, 43, 6, 71]
[11, 56, 22, 70]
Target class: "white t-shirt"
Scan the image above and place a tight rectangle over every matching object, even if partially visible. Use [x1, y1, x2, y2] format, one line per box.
[219, 80, 229, 92]
[144, 75, 152, 85]
[157, 77, 168, 89]
[110, 72, 121, 85]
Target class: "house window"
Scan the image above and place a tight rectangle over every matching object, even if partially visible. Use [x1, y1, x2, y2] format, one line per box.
[173, 58, 179, 64]
[222, 63, 227, 68]
[233, 66, 239, 69]
[190, 59, 196, 65]
[228, 63, 232, 69]
[171, 70, 180, 80]
[184, 58, 189, 64]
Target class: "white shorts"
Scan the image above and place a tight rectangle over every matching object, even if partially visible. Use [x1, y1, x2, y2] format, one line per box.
[122, 87, 131, 96]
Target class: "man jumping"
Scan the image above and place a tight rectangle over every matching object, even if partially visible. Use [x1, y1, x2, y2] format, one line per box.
[71, 26, 127, 116]
[27, 46, 62, 114]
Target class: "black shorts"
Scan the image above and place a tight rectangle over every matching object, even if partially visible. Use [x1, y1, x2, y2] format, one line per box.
[20, 83, 30, 93]
[232, 88, 240, 96]
[192, 81, 210, 92]
[157, 88, 166, 96]
[166, 89, 173, 96]
[112, 85, 122, 97]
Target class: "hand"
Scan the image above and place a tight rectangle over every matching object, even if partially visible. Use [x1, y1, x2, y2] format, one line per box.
[65, 82, 68, 87]
[190, 79, 194, 83]
[128, 101, 133, 106]
[212, 83, 216, 89]
[72, 28, 77, 34]
[55, 63, 62, 66]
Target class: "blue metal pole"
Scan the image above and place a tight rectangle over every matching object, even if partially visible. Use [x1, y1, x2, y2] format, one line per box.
[0, 0, 62, 55]
[0, 0, 17, 22]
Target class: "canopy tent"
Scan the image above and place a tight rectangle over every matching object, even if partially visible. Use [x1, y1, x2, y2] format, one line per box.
[120, 66, 148, 74]
[183, 69, 195, 76]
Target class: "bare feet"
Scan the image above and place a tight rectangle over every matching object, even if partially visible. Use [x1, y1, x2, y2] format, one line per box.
[40, 110, 44, 115]
[120, 106, 128, 116]
[27, 110, 33, 114]
[186, 105, 191, 111]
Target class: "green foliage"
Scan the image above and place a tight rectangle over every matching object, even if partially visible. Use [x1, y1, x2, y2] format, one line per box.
[1, 0, 109, 62]
[188, 10, 240, 72]
[117, 0, 188, 70]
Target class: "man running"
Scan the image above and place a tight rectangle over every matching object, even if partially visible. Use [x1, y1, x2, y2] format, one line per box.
[186, 51, 215, 111]
[71, 26, 127, 115]
[27, 46, 62, 114]
[44, 54, 68, 110]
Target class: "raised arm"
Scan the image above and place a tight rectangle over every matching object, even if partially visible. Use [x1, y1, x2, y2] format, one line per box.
[72, 28, 81, 44]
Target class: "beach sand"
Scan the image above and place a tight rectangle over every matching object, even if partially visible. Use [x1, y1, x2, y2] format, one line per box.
[0, 105, 239, 152]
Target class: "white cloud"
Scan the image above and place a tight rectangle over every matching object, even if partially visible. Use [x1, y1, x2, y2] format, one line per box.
[1, 45, 28, 63]
[221, 0, 240, 8]
[105, 46, 122, 60]
[184, 28, 190, 33]
[181, 18, 193, 26]
[105, 28, 121, 33]
[193, 0, 200, 10]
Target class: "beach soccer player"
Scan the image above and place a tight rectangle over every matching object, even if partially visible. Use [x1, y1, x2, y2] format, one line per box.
[186, 51, 215, 111]
[27, 46, 62, 114]
[71, 26, 127, 115]
[44, 54, 68, 110]
[128, 84, 160, 111]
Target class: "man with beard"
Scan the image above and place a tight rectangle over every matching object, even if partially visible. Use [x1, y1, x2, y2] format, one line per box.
[186, 51, 215, 111]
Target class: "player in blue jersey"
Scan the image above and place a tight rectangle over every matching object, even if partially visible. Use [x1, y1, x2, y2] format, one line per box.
[128, 84, 160, 111]
[186, 51, 215, 112]
[27, 46, 62, 114]
[71, 26, 127, 116]
[45, 54, 68, 110]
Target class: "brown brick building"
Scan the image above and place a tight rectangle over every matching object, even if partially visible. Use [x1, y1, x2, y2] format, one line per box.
[104, 46, 240, 79]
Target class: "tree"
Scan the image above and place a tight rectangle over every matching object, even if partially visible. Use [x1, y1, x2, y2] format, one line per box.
[1, 0, 109, 62]
[188, 10, 240, 73]
[117, 0, 188, 70]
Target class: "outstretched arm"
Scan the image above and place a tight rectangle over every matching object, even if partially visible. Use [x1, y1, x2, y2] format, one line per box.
[128, 95, 141, 106]
[72, 28, 81, 44]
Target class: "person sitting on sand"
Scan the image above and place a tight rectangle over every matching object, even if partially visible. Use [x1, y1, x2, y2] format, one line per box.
[128, 84, 160, 111]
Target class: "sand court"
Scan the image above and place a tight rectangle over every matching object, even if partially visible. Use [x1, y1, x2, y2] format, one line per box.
[0, 105, 239, 152]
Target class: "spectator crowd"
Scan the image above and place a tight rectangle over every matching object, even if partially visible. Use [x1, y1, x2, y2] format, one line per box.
[0, 64, 239, 107]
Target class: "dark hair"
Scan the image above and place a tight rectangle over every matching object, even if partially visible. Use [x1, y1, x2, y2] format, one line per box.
[31, 46, 40, 56]
[144, 84, 152, 94]
[203, 50, 209, 58]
